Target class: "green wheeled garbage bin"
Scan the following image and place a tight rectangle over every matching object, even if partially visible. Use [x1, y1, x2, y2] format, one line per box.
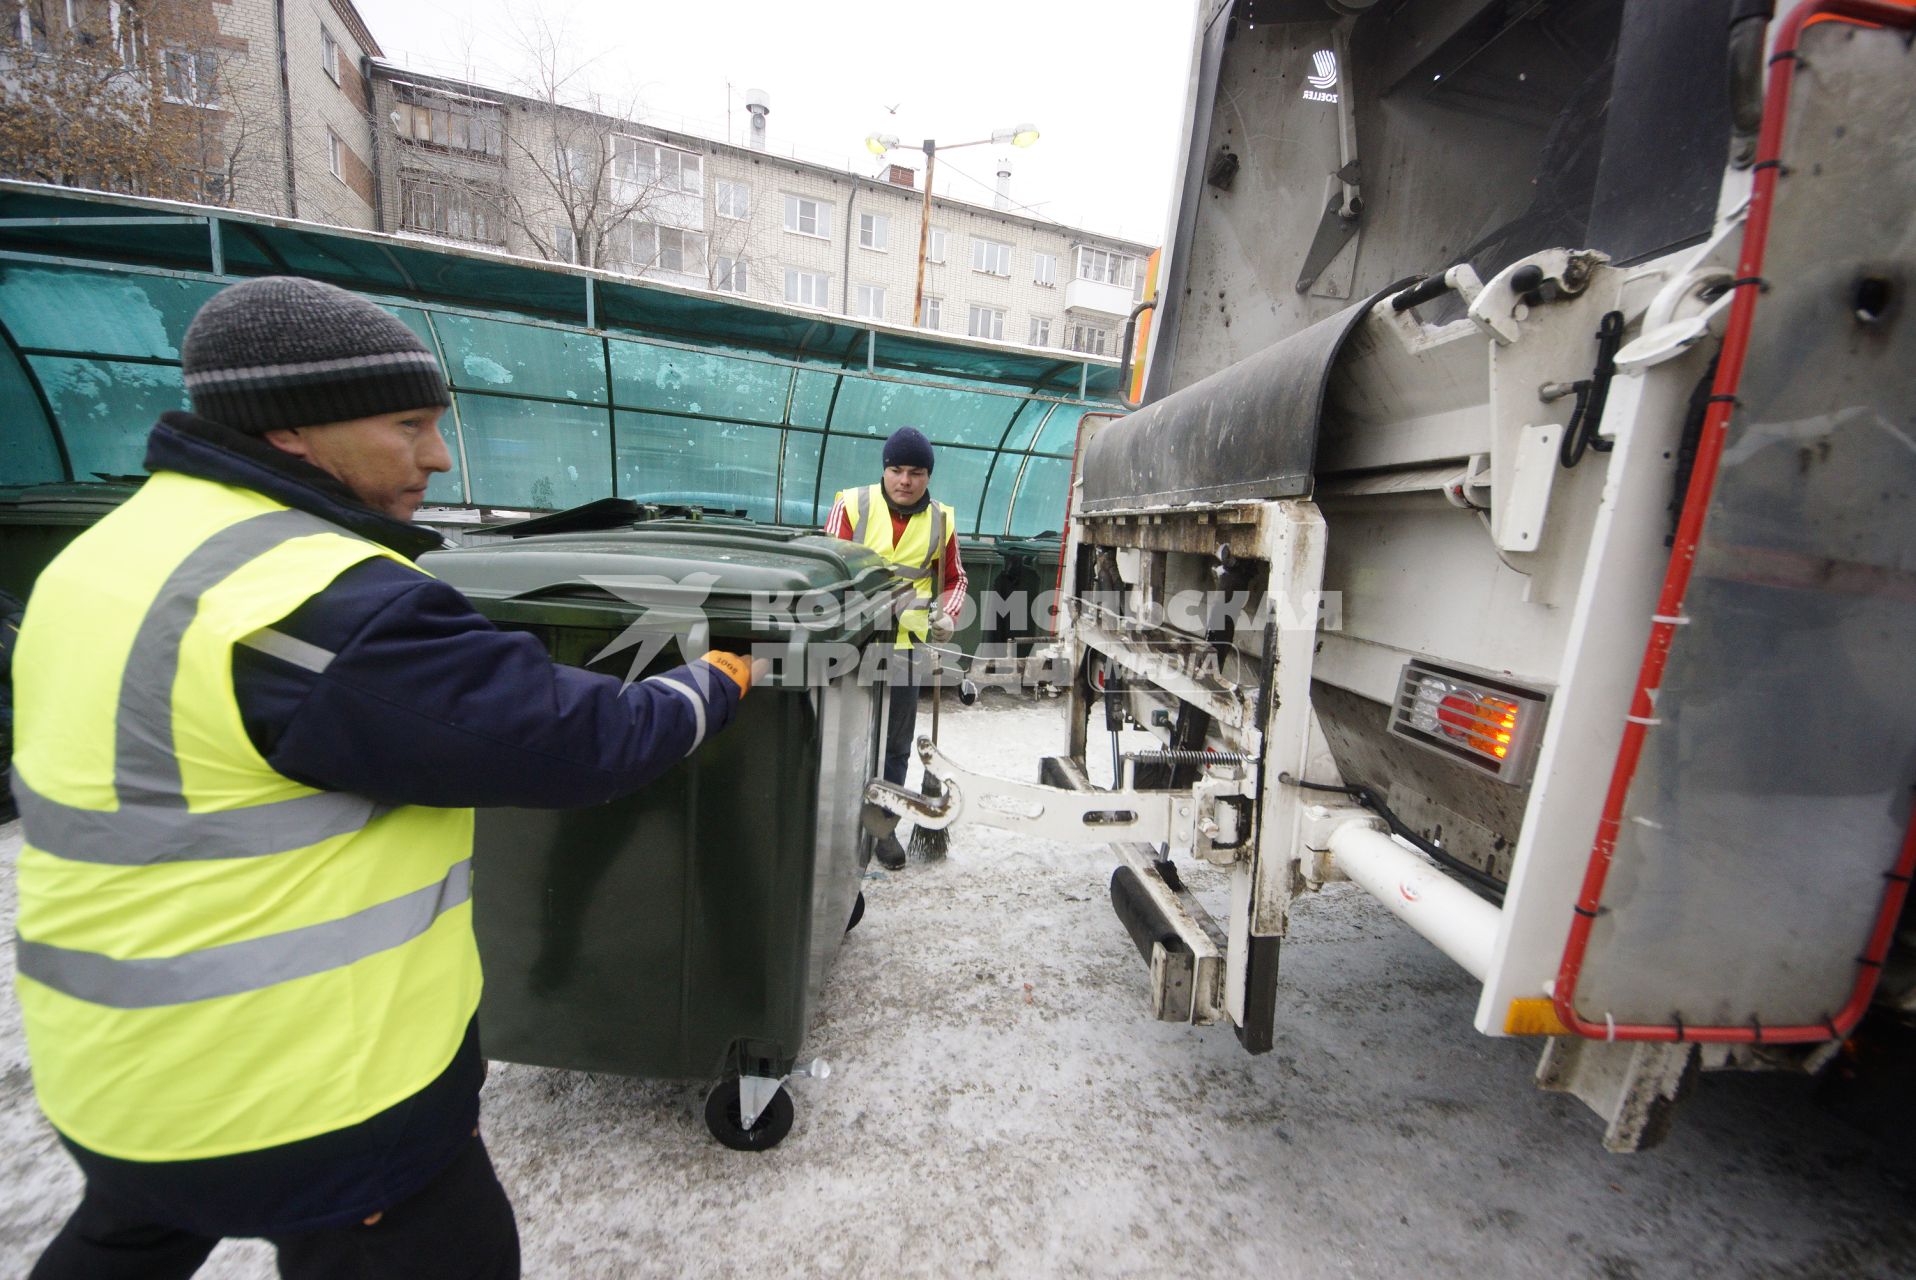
[988, 534, 1062, 655]
[420, 522, 906, 1150]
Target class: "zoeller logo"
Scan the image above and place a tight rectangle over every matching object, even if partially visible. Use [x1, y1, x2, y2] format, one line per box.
[582, 572, 719, 687]
[1304, 49, 1339, 103]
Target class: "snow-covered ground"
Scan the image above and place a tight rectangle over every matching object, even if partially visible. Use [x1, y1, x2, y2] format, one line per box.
[3, 693, 1914, 1277]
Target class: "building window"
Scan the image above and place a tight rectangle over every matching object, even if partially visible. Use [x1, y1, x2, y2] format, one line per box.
[968, 305, 1005, 341]
[51, 0, 119, 51]
[1075, 246, 1136, 288]
[104, 0, 139, 64]
[853, 284, 886, 320]
[971, 237, 1011, 277]
[554, 223, 578, 264]
[1028, 316, 1051, 347]
[194, 165, 231, 206]
[658, 226, 705, 274]
[399, 177, 504, 244]
[326, 129, 343, 180]
[552, 142, 591, 187]
[714, 256, 748, 294]
[859, 212, 889, 251]
[628, 223, 707, 275]
[1068, 323, 1108, 355]
[10, 0, 135, 57]
[715, 179, 750, 220]
[927, 227, 947, 264]
[161, 48, 219, 107]
[784, 268, 831, 309]
[921, 297, 942, 330]
[320, 25, 340, 84]
[611, 138, 702, 198]
[783, 194, 831, 239]
[392, 90, 503, 159]
[14, 2, 50, 53]
[1034, 252, 1057, 287]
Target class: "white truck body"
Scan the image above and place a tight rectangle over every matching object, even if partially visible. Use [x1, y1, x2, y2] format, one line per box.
[871, 0, 1916, 1149]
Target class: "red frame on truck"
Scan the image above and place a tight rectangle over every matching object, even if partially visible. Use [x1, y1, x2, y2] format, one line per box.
[1552, 0, 1916, 1046]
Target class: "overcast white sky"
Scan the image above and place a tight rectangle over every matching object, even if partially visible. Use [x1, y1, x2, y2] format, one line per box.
[350, 0, 1196, 246]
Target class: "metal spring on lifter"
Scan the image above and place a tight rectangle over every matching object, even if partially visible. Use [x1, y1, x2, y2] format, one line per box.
[1124, 749, 1256, 765]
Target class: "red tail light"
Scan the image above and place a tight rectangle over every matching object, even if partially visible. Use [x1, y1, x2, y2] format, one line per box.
[1389, 660, 1548, 783]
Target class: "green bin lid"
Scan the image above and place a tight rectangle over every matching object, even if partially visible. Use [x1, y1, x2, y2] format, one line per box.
[995, 533, 1063, 556]
[0, 480, 142, 524]
[421, 521, 909, 647]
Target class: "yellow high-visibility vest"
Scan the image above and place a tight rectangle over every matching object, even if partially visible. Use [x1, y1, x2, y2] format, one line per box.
[837, 483, 955, 649]
[11, 470, 480, 1162]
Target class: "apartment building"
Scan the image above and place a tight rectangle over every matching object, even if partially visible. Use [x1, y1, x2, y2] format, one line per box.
[0, 0, 380, 225]
[364, 65, 1153, 358]
[3, 2, 1151, 357]
[209, 0, 382, 227]
[763, 155, 1152, 358]
[278, 0, 382, 228]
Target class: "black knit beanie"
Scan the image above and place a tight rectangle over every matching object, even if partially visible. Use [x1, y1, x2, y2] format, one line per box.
[883, 425, 935, 474]
[181, 276, 451, 434]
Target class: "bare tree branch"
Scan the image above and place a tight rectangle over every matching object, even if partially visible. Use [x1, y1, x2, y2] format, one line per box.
[0, 1, 265, 206]
[387, 20, 703, 278]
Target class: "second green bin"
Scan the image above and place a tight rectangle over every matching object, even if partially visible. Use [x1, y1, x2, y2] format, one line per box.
[421, 522, 906, 1149]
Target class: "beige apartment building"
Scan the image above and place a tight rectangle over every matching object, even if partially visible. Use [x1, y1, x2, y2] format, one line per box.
[362, 65, 1153, 358]
[275, 0, 382, 228]
[209, 0, 382, 228]
[3, 2, 1151, 357]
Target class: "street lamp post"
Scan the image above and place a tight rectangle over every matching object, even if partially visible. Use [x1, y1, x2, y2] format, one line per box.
[866, 125, 1039, 328]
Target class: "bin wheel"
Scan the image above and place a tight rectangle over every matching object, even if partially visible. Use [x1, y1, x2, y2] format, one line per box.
[846, 891, 866, 934]
[704, 1079, 794, 1152]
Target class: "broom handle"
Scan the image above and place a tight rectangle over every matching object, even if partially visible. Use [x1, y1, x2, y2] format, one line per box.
[929, 521, 947, 745]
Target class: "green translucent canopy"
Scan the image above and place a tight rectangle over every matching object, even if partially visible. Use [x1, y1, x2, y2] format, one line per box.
[0, 183, 1123, 536]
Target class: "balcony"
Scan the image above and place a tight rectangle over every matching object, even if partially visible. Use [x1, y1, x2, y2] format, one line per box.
[1063, 275, 1134, 318]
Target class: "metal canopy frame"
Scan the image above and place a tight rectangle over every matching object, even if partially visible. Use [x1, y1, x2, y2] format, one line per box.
[0, 182, 1123, 536]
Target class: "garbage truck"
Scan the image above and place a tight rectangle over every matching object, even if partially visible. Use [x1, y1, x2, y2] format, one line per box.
[867, 0, 1916, 1149]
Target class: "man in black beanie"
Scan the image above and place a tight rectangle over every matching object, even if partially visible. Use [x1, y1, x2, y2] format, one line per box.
[11, 276, 762, 1278]
[825, 425, 966, 868]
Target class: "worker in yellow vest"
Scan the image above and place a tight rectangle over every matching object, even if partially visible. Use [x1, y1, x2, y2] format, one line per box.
[825, 427, 966, 869]
[11, 277, 760, 1279]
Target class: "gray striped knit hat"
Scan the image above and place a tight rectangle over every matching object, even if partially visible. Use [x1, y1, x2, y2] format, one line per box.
[181, 276, 450, 434]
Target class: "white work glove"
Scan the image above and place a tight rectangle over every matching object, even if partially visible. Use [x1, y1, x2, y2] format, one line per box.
[927, 612, 956, 644]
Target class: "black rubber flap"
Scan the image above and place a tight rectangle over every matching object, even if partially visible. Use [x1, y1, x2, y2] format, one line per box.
[1585, 0, 1735, 267]
[1081, 281, 1404, 512]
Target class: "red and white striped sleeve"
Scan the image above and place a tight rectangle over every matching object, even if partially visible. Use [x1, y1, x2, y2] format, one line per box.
[823, 495, 854, 541]
[937, 531, 967, 622]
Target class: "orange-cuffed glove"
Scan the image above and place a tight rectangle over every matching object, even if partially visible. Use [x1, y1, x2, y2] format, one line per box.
[701, 650, 754, 694]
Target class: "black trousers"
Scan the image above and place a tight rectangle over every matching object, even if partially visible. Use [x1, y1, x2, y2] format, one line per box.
[30, 1135, 520, 1280]
[882, 648, 925, 787]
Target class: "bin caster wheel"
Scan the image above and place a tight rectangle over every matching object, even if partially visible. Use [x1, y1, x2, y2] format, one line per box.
[704, 1078, 794, 1152]
[846, 891, 866, 934]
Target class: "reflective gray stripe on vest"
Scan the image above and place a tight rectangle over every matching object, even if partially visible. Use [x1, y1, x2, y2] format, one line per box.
[13, 775, 386, 866]
[24, 508, 388, 865]
[847, 485, 865, 536]
[116, 509, 339, 802]
[237, 626, 336, 674]
[924, 502, 945, 574]
[886, 501, 945, 582]
[15, 858, 472, 1010]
